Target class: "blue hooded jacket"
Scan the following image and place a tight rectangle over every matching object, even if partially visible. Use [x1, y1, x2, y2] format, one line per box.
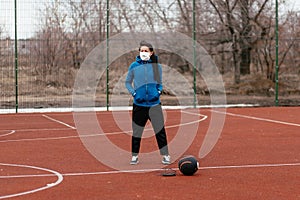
[125, 55, 163, 107]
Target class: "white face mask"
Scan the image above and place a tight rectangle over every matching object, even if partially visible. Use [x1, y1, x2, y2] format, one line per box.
[140, 52, 151, 61]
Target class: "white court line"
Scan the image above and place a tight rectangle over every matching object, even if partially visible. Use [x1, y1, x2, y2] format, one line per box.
[1, 162, 299, 178]
[0, 130, 15, 138]
[0, 111, 207, 143]
[0, 135, 80, 143]
[212, 110, 300, 127]
[42, 114, 76, 129]
[0, 128, 73, 133]
[0, 104, 259, 114]
[0, 131, 128, 143]
[167, 110, 207, 128]
[0, 163, 63, 199]
[62, 162, 300, 176]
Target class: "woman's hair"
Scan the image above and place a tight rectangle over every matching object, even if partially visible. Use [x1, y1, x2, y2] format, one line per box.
[139, 40, 154, 52]
[139, 41, 160, 83]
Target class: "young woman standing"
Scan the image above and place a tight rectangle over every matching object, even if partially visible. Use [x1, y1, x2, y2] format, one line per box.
[125, 41, 170, 165]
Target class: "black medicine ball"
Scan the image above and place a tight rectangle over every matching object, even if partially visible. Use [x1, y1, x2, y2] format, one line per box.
[178, 155, 199, 176]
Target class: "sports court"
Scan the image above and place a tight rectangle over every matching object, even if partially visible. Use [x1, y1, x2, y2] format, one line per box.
[1, 0, 300, 199]
[1, 106, 299, 200]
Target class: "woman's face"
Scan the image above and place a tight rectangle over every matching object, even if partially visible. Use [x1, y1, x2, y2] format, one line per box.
[140, 46, 153, 56]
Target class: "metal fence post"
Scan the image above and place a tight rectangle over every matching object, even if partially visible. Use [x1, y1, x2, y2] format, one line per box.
[275, 0, 279, 106]
[14, 0, 18, 113]
[106, 0, 110, 111]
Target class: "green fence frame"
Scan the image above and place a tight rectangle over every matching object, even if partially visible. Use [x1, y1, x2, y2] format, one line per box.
[11, 0, 282, 113]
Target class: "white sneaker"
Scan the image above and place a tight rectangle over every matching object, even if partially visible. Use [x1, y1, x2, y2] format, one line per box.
[130, 156, 139, 165]
[162, 155, 171, 165]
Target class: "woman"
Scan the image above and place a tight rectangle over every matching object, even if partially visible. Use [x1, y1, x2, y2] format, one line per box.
[125, 41, 170, 165]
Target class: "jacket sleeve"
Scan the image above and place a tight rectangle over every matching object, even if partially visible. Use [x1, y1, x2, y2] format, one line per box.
[125, 65, 136, 96]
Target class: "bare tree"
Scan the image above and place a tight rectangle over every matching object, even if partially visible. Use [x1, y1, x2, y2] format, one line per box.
[205, 0, 284, 83]
[111, 0, 136, 32]
[206, 0, 242, 83]
[284, 11, 300, 75]
[30, 0, 73, 87]
[240, 0, 251, 75]
[29, 0, 300, 88]
[249, 3, 297, 81]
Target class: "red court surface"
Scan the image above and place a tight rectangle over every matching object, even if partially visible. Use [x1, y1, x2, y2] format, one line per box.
[0, 106, 299, 200]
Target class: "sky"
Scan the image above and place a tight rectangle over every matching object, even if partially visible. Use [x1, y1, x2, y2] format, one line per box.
[0, 0, 300, 39]
[0, 0, 43, 39]
[284, 0, 300, 11]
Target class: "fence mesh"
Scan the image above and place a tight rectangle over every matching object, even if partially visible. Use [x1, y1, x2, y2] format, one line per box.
[1, 0, 300, 112]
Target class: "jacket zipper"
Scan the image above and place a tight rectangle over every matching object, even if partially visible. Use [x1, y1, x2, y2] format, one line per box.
[144, 63, 148, 103]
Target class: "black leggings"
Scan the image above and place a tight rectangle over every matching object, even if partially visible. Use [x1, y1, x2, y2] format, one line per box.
[131, 104, 169, 156]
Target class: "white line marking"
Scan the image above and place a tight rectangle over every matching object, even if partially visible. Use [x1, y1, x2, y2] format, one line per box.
[1, 162, 299, 178]
[0, 111, 207, 143]
[0, 128, 74, 133]
[0, 163, 63, 199]
[160, 110, 207, 129]
[0, 131, 128, 143]
[0, 135, 79, 143]
[0, 130, 15, 138]
[42, 114, 76, 129]
[212, 110, 300, 127]
[61, 162, 300, 176]
[0, 104, 259, 114]
[200, 162, 300, 170]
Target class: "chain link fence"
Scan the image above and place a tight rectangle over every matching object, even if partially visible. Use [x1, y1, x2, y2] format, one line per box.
[1, 0, 300, 112]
